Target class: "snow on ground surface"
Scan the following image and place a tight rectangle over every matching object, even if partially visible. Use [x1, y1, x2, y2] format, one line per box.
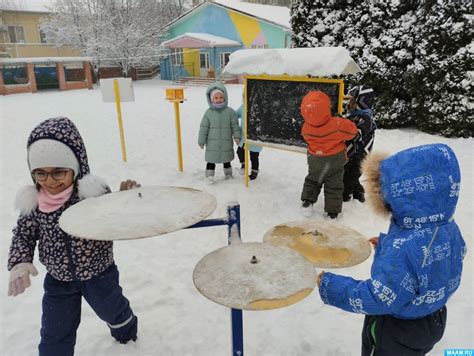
[1, 79, 472, 355]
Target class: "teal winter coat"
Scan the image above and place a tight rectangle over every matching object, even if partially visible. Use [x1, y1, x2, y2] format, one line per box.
[198, 83, 241, 163]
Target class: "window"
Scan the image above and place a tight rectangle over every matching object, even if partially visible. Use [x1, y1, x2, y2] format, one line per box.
[39, 28, 48, 44]
[250, 44, 268, 49]
[171, 48, 183, 65]
[200, 53, 209, 69]
[220, 52, 231, 67]
[7, 26, 26, 43]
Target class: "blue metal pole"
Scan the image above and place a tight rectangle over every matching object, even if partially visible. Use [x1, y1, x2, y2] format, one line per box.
[185, 202, 244, 356]
[227, 203, 243, 356]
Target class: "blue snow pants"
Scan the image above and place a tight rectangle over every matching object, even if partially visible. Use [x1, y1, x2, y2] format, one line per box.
[38, 263, 137, 356]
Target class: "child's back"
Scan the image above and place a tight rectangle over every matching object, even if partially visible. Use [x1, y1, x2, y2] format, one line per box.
[299, 91, 357, 218]
[301, 91, 357, 157]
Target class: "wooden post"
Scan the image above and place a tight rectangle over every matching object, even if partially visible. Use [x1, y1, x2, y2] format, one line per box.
[113, 79, 127, 162]
[173, 101, 184, 172]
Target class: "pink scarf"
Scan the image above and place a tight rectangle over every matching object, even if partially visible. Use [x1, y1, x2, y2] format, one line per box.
[38, 185, 74, 213]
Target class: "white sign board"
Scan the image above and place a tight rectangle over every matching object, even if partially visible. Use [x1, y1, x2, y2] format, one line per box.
[100, 78, 135, 103]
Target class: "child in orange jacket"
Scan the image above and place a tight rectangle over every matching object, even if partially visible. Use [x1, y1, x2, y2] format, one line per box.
[300, 91, 357, 218]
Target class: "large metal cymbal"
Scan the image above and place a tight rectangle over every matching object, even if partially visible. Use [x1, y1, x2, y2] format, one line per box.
[263, 220, 371, 268]
[59, 186, 217, 241]
[193, 242, 317, 311]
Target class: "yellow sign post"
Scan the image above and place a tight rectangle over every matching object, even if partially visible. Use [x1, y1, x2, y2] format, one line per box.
[113, 79, 128, 162]
[166, 87, 186, 172]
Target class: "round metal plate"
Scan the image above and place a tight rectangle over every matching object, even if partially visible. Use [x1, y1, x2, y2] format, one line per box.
[59, 186, 217, 240]
[193, 242, 316, 310]
[263, 220, 371, 268]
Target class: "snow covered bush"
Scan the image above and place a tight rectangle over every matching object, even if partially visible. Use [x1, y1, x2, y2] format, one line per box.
[291, 0, 473, 137]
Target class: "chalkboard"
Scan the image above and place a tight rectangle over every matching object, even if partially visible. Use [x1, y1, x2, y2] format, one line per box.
[245, 76, 344, 150]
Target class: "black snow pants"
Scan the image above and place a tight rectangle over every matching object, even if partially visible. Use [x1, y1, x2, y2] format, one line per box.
[361, 307, 447, 356]
[343, 155, 365, 198]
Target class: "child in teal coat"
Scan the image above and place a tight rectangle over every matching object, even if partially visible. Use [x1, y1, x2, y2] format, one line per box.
[198, 83, 241, 182]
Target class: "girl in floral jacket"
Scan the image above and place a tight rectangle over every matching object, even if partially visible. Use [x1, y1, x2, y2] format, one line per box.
[7, 117, 139, 356]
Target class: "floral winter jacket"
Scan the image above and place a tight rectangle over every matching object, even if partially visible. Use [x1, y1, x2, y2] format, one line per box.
[8, 117, 114, 282]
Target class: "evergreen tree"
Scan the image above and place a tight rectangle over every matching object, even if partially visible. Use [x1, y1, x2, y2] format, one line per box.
[290, 0, 473, 137]
[411, 0, 472, 137]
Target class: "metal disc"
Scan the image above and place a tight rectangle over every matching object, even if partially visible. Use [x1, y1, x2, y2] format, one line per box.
[59, 186, 217, 240]
[263, 220, 371, 268]
[193, 242, 317, 310]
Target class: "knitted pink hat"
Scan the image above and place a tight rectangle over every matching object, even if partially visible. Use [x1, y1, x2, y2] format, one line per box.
[210, 89, 224, 100]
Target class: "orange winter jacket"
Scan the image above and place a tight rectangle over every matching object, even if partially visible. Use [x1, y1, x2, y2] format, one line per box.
[300, 91, 357, 157]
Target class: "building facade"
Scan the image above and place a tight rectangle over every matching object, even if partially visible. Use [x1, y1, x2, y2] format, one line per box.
[160, 0, 291, 81]
[0, 1, 79, 58]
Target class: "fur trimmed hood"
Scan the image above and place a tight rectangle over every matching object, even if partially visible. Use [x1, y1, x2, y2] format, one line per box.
[361, 151, 391, 217]
[362, 144, 461, 228]
[15, 174, 108, 216]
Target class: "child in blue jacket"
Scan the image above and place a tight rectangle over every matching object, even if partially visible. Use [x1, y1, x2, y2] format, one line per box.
[235, 101, 263, 180]
[317, 143, 466, 356]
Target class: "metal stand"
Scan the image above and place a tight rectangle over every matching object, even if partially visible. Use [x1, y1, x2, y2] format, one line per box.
[187, 202, 244, 356]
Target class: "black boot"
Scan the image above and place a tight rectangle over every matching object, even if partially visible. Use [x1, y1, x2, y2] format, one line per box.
[112, 315, 138, 344]
[328, 212, 338, 219]
[343, 193, 352, 202]
[249, 169, 259, 180]
[353, 191, 365, 203]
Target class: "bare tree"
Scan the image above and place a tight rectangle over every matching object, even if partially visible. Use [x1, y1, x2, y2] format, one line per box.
[41, 0, 184, 75]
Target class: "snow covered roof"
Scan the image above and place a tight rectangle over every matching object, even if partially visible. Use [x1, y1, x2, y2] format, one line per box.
[164, 0, 291, 31]
[161, 33, 241, 48]
[0, 57, 93, 64]
[0, 0, 52, 13]
[213, 0, 290, 29]
[222, 47, 362, 77]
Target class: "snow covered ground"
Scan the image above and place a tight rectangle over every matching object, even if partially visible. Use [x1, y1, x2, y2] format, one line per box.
[1, 79, 472, 355]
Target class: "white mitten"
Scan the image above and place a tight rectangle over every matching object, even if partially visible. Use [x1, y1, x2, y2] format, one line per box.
[8, 263, 38, 297]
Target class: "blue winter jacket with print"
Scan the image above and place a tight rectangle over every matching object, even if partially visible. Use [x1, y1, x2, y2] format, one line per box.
[319, 144, 466, 319]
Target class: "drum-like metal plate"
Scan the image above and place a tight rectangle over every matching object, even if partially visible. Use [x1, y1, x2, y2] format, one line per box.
[193, 242, 317, 310]
[59, 186, 217, 240]
[263, 220, 371, 268]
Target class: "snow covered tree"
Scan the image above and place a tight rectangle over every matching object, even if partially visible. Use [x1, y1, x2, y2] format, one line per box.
[41, 0, 186, 75]
[409, 0, 472, 137]
[291, 0, 473, 137]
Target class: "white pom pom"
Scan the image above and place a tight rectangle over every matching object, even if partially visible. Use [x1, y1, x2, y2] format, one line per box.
[15, 185, 39, 216]
[77, 174, 108, 199]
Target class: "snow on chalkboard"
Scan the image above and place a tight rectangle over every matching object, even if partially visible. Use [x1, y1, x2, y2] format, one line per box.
[244, 76, 344, 150]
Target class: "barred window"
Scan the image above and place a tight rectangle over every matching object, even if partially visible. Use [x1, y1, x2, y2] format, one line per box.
[7, 26, 26, 43]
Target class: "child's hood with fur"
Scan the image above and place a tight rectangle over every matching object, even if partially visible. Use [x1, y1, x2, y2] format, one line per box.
[16, 117, 107, 215]
[362, 143, 461, 228]
[319, 143, 466, 319]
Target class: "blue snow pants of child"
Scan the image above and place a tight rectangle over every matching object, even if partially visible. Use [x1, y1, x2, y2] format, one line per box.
[38, 263, 137, 356]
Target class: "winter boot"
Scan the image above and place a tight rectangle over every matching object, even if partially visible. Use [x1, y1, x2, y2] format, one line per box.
[224, 167, 233, 179]
[249, 169, 259, 180]
[353, 191, 365, 203]
[111, 315, 138, 344]
[327, 212, 339, 219]
[238, 164, 245, 176]
[300, 200, 313, 217]
[205, 169, 215, 184]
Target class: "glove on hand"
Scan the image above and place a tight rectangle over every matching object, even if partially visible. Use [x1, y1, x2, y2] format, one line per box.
[8, 263, 38, 297]
[119, 180, 141, 191]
